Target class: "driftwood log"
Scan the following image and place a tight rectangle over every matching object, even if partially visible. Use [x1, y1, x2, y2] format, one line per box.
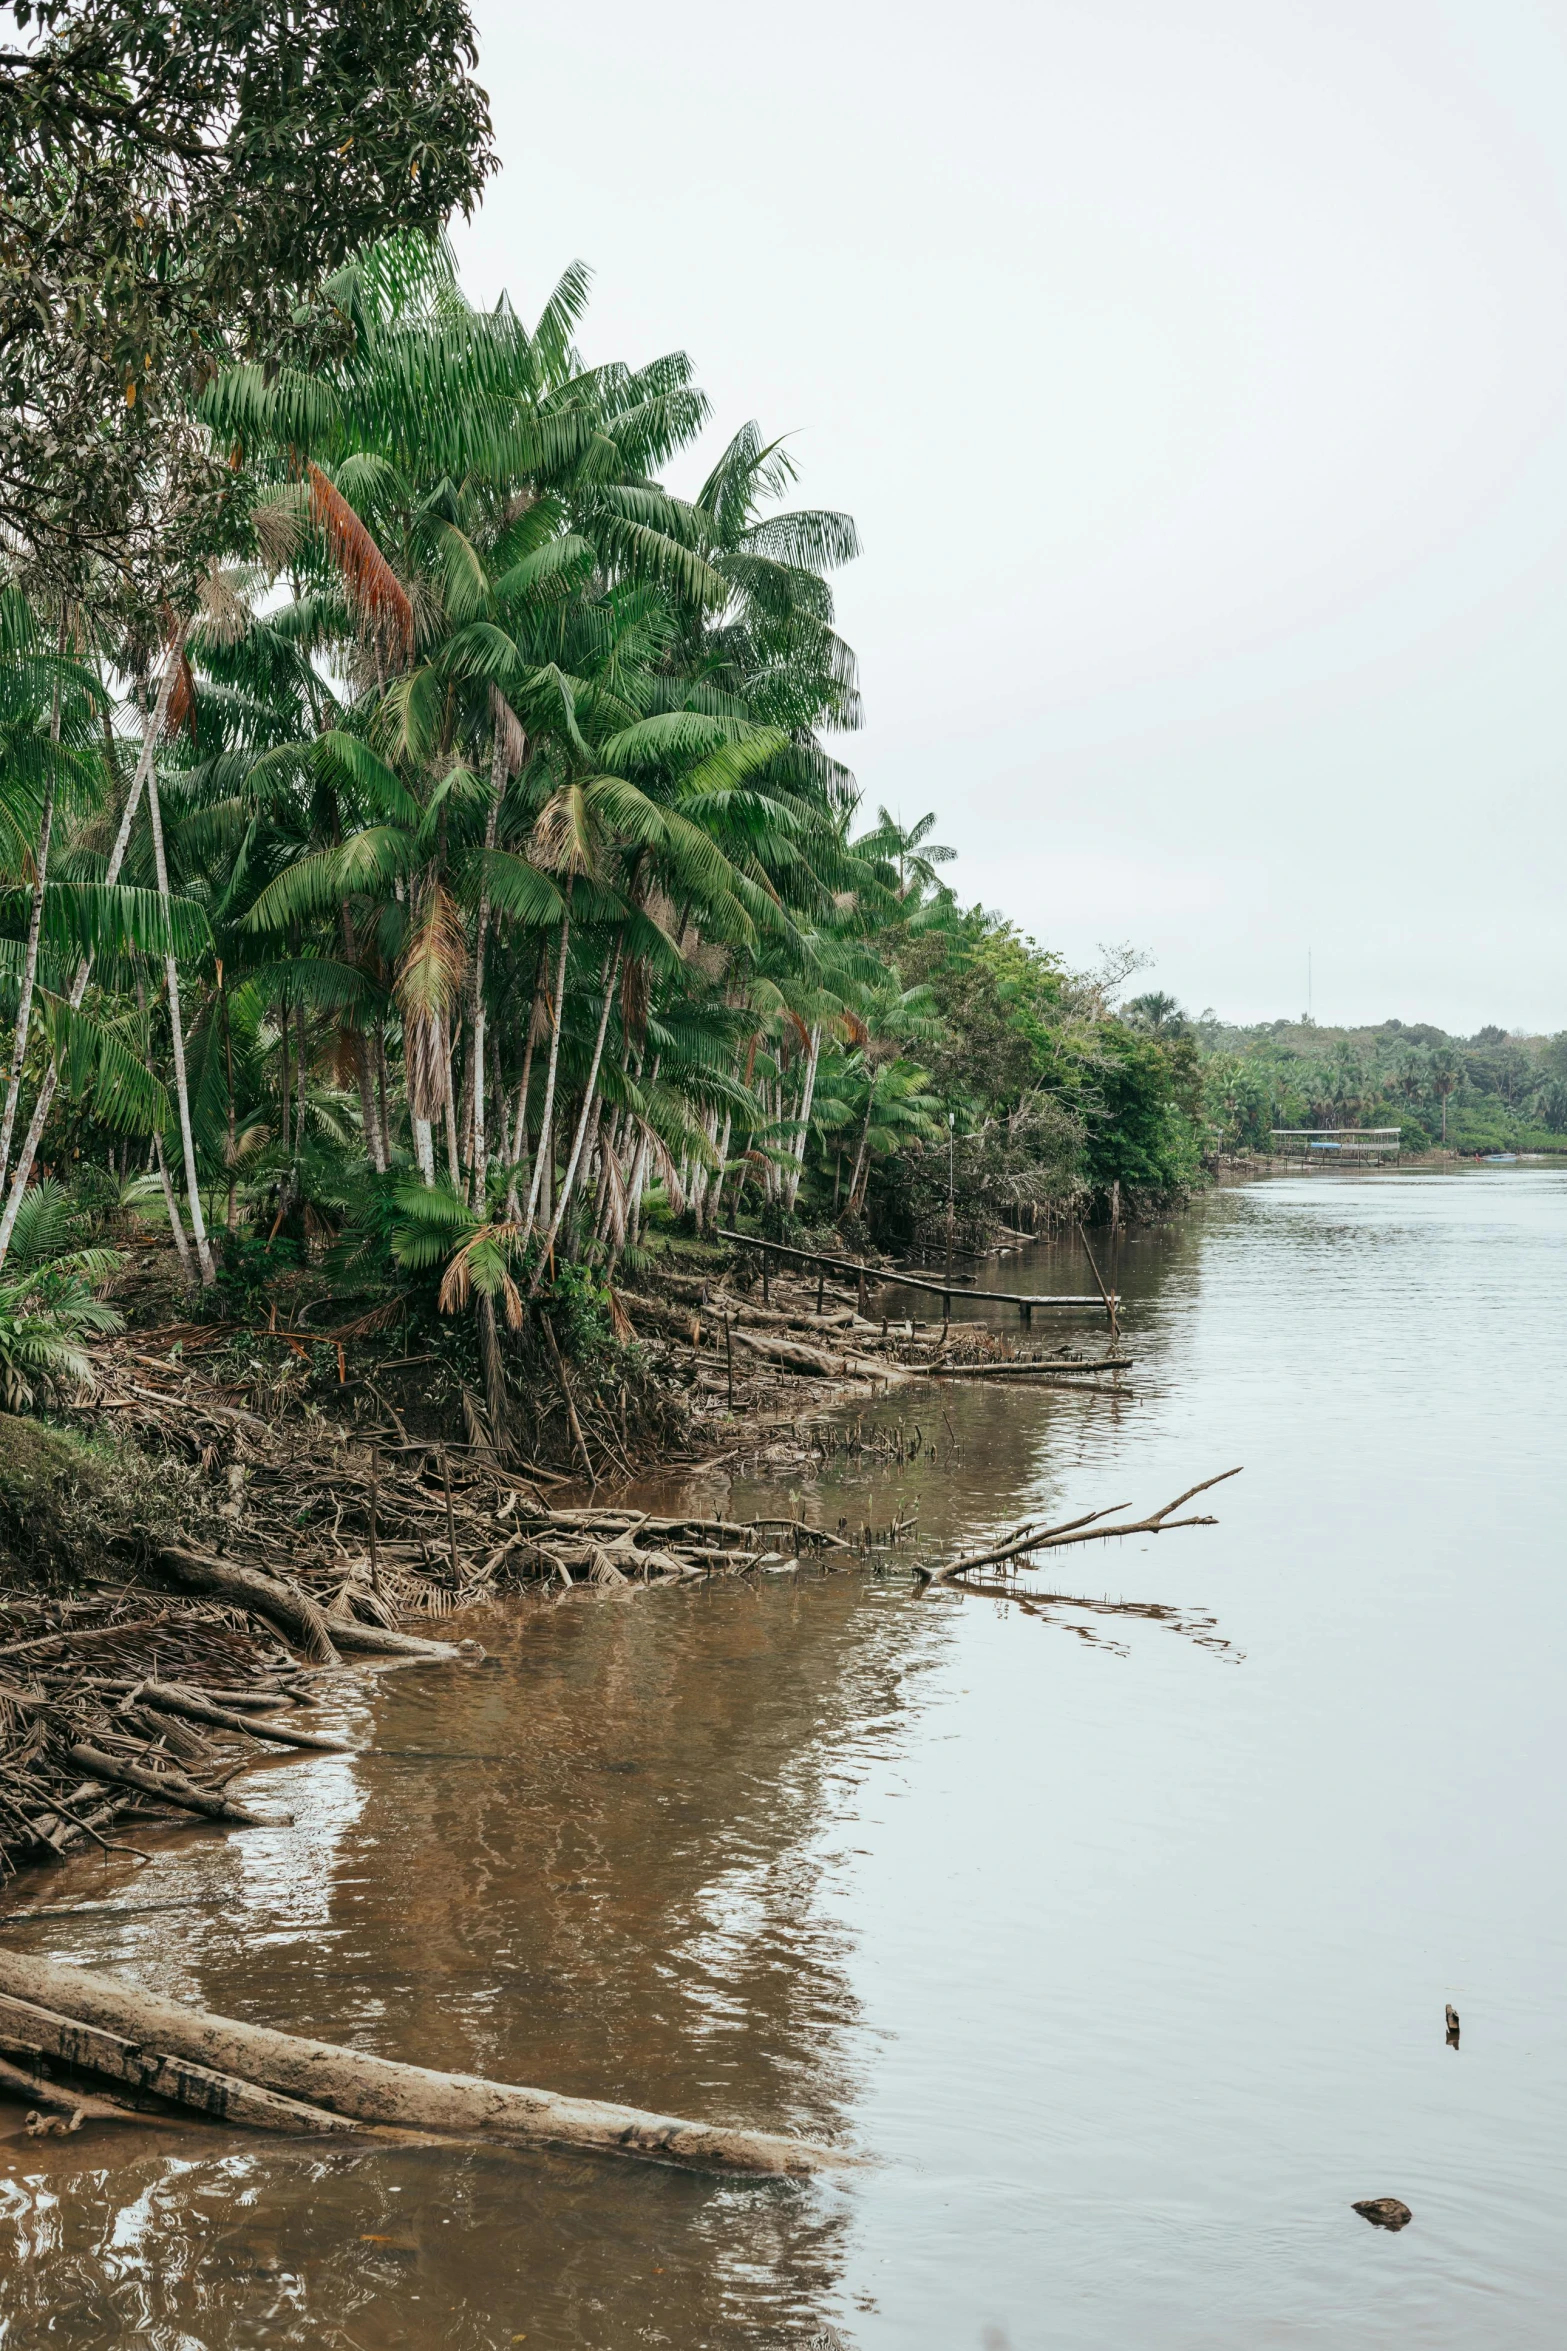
[925, 1358, 1135, 1380]
[133, 1681, 355, 1754]
[0, 1952, 852, 2176]
[61, 1741, 279, 1827]
[157, 1546, 469, 1663]
[730, 1326, 904, 1384]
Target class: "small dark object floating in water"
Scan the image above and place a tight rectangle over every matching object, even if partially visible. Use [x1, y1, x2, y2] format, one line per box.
[1353, 2198, 1413, 2231]
[1445, 2002, 1460, 2047]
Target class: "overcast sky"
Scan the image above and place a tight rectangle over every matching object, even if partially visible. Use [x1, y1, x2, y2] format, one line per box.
[454, 0, 1567, 1034]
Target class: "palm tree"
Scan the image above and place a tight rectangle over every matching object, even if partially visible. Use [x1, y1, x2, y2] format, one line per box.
[0, 1180, 123, 1406]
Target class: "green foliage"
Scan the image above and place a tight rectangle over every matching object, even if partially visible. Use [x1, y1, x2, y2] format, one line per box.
[0, 229, 1226, 1438]
[0, 0, 495, 597]
[0, 1414, 197, 1582]
[0, 1180, 124, 1407]
[211, 1229, 304, 1319]
[1188, 1010, 1567, 1156]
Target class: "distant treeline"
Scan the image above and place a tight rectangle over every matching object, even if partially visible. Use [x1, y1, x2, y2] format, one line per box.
[1145, 1004, 1567, 1157]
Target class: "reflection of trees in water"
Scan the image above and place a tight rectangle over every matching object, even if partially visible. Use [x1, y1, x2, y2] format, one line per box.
[0, 1217, 1239, 2347]
[0, 1576, 938, 2350]
[355, 1577, 936, 2141]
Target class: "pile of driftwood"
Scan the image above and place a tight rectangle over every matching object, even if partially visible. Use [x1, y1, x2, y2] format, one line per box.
[0, 1949, 847, 2175]
[0, 1560, 468, 1873]
[0, 1407, 893, 1874]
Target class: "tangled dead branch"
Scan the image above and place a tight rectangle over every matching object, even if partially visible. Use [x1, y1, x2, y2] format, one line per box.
[919, 1469, 1244, 1588]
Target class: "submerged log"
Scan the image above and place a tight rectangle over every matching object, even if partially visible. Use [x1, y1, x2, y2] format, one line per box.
[0, 1989, 363, 2135]
[921, 1468, 1243, 1586]
[0, 1952, 852, 2176]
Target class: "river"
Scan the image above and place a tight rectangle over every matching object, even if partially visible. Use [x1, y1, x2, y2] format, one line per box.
[2, 1167, 1565, 2348]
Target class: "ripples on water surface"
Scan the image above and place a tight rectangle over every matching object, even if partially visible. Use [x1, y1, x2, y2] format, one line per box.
[3, 1169, 1565, 2347]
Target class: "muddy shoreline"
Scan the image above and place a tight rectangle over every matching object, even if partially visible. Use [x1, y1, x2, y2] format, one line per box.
[0, 1236, 1127, 1887]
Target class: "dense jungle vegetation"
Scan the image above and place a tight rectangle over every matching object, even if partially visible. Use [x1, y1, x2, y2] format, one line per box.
[3, 2, 1553, 1442]
[1181, 1005, 1567, 1157]
[0, 21, 1202, 1433]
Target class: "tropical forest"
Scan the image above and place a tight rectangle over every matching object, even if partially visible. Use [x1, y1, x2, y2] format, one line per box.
[0, 8, 1564, 2340]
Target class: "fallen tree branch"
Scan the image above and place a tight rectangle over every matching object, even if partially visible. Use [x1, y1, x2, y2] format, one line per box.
[157, 1546, 343, 1666]
[62, 1742, 278, 1828]
[921, 1468, 1243, 1586]
[133, 1682, 356, 1754]
[157, 1546, 468, 1662]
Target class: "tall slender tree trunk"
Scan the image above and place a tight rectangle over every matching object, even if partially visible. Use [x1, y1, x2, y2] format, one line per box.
[708, 1111, 732, 1235]
[466, 722, 508, 1209]
[411, 1115, 437, 1185]
[504, 1004, 540, 1217]
[476, 1289, 509, 1450]
[0, 620, 186, 1272]
[521, 910, 571, 1248]
[784, 1023, 821, 1210]
[278, 1002, 291, 1157]
[153, 1131, 197, 1291]
[354, 1042, 384, 1174]
[376, 1022, 392, 1160]
[341, 902, 384, 1172]
[219, 962, 239, 1229]
[144, 756, 216, 1285]
[625, 1053, 659, 1245]
[530, 938, 621, 1294]
[847, 1077, 878, 1215]
[0, 689, 58, 1197]
[442, 1044, 461, 1188]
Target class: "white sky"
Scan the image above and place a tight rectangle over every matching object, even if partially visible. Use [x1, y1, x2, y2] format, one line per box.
[453, 0, 1567, 1034]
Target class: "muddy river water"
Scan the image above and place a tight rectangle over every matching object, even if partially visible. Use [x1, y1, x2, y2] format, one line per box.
[2, 1168, 1565, 2348]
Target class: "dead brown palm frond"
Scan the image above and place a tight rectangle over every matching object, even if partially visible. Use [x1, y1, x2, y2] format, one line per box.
[195, 563, 253, 646]
[162, 651, 197, 740]
[329, 1025, 361, 1090]
[437, 1223, 526, 1330]
[645, 1127, 687, 1216]
[307, 463, 415, 664]
[251, 484, 310, 573]
[396, 881, 467, 1121]
[526, 783, 595, 877]
[597, 1131, 629, 1247]
[395, 882, 467, 1017]
[619, 954, 650, 1044]
[489, 685, 527, 776]
[606, 1283, 634, 1341]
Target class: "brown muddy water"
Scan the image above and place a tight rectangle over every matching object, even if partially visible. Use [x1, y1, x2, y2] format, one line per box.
[3, 1167, 1565, 2348]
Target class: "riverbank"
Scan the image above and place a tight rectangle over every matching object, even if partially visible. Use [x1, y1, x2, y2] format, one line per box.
[0, 1229, 1132, 1880]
